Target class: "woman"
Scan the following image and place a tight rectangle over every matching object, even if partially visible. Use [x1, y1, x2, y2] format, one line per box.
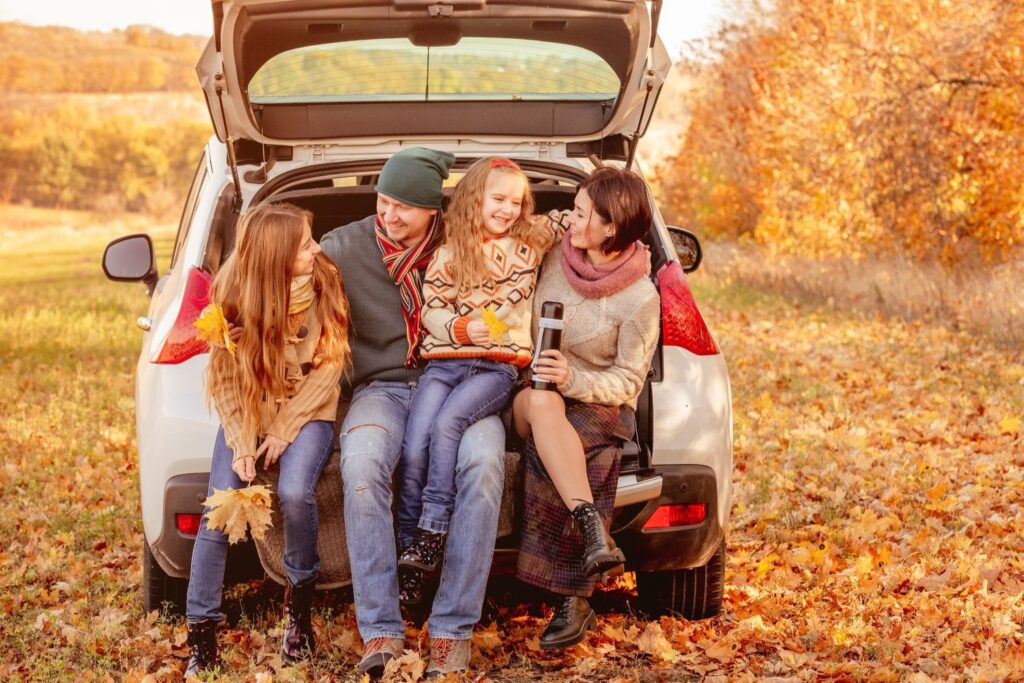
[512, 167, 661, 650]
[184, 202, 351, 675]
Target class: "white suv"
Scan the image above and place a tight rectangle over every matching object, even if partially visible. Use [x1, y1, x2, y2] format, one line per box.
[102, 0, 732, 622]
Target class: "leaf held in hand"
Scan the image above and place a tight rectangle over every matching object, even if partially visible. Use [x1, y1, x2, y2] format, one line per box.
[194, 303, 236, 357]
[481, 306, 510, 342]
[203, 485, 273, 544]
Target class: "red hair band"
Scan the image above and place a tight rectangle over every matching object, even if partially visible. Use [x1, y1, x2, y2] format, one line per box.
[489, 158, 521, 170]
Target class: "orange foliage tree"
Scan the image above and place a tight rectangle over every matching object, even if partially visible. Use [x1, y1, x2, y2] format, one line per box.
[658, 0, 1024, 263]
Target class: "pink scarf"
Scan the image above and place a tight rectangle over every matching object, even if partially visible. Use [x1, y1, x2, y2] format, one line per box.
[560, 231, 651, 299]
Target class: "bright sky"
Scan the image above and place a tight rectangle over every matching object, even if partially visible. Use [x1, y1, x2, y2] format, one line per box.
[0, 1, 725, 54]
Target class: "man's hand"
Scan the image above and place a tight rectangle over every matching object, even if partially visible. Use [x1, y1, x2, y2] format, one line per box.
[256, 434, 289, 470]
[466, 320, 492, 346]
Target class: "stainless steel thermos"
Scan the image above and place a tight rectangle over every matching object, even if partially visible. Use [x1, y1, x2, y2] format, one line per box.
[531, 301, 564, 391]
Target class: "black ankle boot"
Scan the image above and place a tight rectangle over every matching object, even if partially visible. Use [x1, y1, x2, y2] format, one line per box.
[398, 529, 447, 574]
[281, 580, 316, 662]
[540, 595, 596, 650]
[185, 619, 219, 676]
[571, 501, 625, 577]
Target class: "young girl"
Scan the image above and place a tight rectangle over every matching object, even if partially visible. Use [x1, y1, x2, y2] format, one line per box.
[397, 158, 556, 605]
[185, 203, 351, 675]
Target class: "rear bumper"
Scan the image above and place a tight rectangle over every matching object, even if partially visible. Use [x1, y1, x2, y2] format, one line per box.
[612, 464, 723, 572]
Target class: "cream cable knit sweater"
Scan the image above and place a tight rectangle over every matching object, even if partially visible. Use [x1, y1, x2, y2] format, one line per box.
[532, 249, 660, 409]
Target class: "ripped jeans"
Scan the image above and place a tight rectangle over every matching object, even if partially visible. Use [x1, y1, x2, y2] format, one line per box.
[339, 380, 505, 641]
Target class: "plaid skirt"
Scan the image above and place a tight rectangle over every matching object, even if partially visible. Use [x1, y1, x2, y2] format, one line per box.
[515, 400, 636, 597]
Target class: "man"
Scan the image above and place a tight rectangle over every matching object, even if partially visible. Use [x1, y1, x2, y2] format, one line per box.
[319, 147, 505, 679]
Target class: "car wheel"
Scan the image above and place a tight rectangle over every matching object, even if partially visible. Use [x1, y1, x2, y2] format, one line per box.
[636, 538, 725, 620]
[142, 540, 188, 615]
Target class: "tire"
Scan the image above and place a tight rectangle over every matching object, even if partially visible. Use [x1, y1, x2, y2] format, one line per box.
[636, 538, 725, 620]
[142, 541, 188, 616]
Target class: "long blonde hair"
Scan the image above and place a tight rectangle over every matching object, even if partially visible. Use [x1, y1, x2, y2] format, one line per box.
[445, 158, 551, 293]
[207, 202, 350, 448]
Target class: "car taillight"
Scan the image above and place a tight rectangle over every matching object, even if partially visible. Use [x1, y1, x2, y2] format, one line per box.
[152, 267, 212, 364]
[656, 260, 719, 356]
[643, 503, 707, 530]
[176, 513, 203, 536]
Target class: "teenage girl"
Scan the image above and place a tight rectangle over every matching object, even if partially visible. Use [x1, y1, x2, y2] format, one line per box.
[185, 202, 351, 675]
[396, 158, 557, 602]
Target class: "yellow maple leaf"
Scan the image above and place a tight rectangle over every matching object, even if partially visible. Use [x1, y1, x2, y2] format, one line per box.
[480, 306, 510, 342]
[203, 485, 273, 544]
[194, 303, 236, 357]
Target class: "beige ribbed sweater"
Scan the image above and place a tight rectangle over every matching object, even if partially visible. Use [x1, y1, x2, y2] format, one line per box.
[532, 249, 660, 409]
[208, 300, 342, 458]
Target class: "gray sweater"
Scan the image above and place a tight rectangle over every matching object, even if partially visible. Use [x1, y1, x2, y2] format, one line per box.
[320, 215, 422, 392]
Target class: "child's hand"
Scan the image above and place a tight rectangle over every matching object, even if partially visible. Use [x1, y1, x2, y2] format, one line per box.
[467, 320, 492, 346]
[228, 323, 242, 343]
[466, 320, 492, 346]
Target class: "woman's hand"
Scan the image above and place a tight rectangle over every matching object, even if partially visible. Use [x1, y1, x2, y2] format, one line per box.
[232, 455, 256, 482]
[533, 349, 570, 385]
[256, 434, 289, 470]
[466, 320, 492, 346]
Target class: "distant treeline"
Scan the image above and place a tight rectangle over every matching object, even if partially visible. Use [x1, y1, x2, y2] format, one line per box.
[0, 23, 204, 93]
[0, 103, 211, 215]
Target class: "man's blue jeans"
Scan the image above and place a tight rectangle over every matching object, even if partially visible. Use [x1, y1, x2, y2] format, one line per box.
[186, 421, 334, 623]
[398, 359, 516, 546]
[340, 380, 505, 641]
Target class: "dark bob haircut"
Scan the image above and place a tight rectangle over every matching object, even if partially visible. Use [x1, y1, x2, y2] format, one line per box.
[578, 166, 653, 254]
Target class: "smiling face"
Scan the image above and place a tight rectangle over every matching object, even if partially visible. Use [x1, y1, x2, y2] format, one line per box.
[567, 187, 615, 253]
[480, 171, 527, 237]
[376, 193, 438, 247]
[290, 220, 321, 276]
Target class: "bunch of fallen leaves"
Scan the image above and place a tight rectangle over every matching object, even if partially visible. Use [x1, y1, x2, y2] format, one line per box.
[203, 485, 274, 544]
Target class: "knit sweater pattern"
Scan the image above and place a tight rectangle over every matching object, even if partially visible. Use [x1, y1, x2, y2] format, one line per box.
[532, 249, 661, 409]
[209, 299, 342, 458]
[420, 234, 545, 367]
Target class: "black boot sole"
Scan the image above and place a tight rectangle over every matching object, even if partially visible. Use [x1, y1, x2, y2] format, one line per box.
[398, 556, 441, 574]
[358, 652, 396, 680]
[539, 610, 596, 650]
[583, 547, 626, 577]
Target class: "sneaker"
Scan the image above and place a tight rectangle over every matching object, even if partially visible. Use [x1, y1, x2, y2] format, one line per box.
[425, 637, 471, 679]
[357, 636, 405, 680]
[399, 566, 424, 606]
[398, 529, 447, 574]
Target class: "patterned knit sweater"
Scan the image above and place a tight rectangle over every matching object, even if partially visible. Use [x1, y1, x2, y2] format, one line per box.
[208, 300, 342, 458]
[532, 249, 661, 409]
[420, 233, 548, 367]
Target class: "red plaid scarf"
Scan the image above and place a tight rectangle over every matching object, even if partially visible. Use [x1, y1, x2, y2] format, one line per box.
[374, 214, 444, 367]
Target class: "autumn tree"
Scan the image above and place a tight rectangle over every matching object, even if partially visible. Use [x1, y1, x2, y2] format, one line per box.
[659, 0, 1024, 263]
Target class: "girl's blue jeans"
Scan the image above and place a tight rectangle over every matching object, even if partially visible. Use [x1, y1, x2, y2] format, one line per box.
[185, 420, 334, 623]
[398, 358, 517, 547]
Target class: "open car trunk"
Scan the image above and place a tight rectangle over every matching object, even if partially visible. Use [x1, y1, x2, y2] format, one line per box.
[199, 0, 671, 150]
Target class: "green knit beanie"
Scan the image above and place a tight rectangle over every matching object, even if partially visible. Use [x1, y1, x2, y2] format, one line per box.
[375, 147, 456, 209]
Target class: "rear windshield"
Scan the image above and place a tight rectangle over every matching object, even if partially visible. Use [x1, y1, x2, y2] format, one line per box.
[248, 38, 620, 104]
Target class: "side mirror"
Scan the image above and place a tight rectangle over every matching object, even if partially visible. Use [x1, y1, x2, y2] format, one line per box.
[103, 234, 158, 295]
[666, 225, 703, 273]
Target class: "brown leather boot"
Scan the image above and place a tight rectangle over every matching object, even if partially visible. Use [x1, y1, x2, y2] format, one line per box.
[572, 501, 625, 577]
[281, 580, 316, 662]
